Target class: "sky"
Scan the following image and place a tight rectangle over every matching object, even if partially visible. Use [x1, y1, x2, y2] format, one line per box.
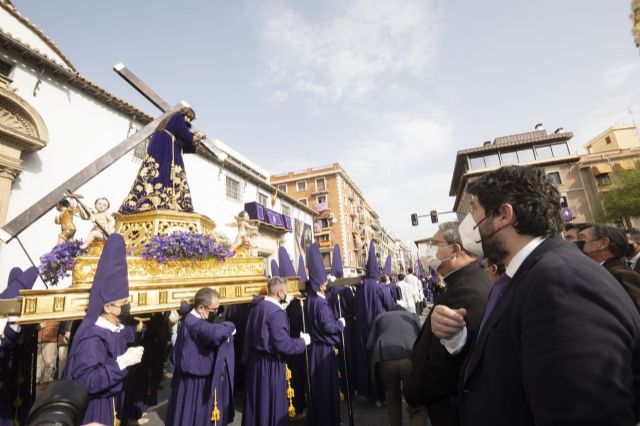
[13, 0, 640, 247]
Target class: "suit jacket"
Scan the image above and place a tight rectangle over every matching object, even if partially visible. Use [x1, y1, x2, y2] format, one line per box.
[366, 310, 421, 376]
[459, 237, 640, 426]
[403, 262, 491, 409]
[604, 257, 640, 312]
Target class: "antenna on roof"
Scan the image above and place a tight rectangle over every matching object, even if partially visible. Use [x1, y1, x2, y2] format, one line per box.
[628, 106, 639, 139]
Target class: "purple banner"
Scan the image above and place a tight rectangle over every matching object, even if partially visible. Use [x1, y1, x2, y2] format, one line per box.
[244, 201, 291, 232]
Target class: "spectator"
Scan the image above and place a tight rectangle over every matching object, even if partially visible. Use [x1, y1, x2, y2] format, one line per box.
[432, 166, 640, 426]
[367, 305, 421, 426]
[577, 224, 640, 311]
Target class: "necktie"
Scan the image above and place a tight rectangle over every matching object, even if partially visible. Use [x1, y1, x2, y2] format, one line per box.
[477, 273, 511, 338]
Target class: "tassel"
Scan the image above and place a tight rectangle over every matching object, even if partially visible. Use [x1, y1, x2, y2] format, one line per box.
[286, 364, 296, 418]
[211, 388, 220, 424]
[113, 397, 121, 426]
[340, 390, 345, 402]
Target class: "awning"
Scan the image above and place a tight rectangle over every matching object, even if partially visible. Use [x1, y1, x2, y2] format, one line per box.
[613, 160, 637, 171]
[591, 163, 613, 175]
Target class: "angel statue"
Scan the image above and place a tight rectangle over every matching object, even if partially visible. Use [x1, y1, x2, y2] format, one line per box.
[54, 197, 81, 246]
[228, 211, 259, 255]
[79, 197, 115, 249]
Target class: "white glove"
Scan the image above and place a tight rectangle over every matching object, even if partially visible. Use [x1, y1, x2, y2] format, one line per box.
[232, 328, 237, 336]
[168, 310, 180, 324]
[300, 332, 311, 346]
[0, 317, 7, 338]
[338, 317, 346, 327]
[116, 346, 144, 370]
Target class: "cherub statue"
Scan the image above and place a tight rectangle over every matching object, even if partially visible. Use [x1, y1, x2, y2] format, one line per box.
[228, 211, 259, 254]
[54, 198, 81, 246]
[79, 197, 115, 249]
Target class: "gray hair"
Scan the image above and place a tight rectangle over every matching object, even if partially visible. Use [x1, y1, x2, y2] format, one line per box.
[628, 230, 640, 244]
[589, 224, 629, 259]
[194, 287, 220, 308]
[267, 276, 287, 296]
[439, 221, 475, 256]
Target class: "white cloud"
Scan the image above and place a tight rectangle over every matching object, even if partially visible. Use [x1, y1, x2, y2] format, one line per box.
[257, 0, 441, 107]
[603, 59, 640, 90]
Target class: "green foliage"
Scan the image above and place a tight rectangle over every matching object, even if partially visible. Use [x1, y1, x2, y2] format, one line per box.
[598, 164, 640, 224]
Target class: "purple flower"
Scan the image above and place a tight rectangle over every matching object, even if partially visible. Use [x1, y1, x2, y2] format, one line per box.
[140, 232, 230, 264]
[39, 240, 87, 286]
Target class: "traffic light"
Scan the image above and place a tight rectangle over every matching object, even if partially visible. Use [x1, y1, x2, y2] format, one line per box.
[411, 213, 419, 226]
[430, 210, 438, 224]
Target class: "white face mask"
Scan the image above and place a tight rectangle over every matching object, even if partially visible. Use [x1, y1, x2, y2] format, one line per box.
[423, 244, 453, 273]
[458, 213, 484, 258]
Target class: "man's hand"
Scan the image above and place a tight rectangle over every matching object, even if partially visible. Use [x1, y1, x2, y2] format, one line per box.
[431, 305, 467, 339]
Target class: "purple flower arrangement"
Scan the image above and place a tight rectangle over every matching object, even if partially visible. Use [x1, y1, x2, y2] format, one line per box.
[141, 232, 232, 264]
[39, 240, 87, 286]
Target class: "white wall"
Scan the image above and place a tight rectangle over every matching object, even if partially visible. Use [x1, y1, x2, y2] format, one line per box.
[0, 52, 313, 291]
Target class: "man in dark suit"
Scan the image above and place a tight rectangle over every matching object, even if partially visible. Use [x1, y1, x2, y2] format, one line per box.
[403, 221, 492, 426]
[627, 230, 640, 272]
[432, 166, 640, 426]
[577, 223, 640, 311]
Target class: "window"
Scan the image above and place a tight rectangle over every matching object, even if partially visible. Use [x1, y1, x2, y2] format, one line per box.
[500, 151, 518, 166]
[547, 172, 562, 185]
[484, 153, 500, 168]
[0, 59, 13, 78]
[317, 234, 330, 242]
[278, 184, 288, 194]
[296, 181, 307, 192]
[320, 218, 332, 228]
[517, 147, 535, 163]
[317, 195, 327, 205]
[298, 198, 308, 206]
[133, 138, 149, 160]
[282, 205, 291, 216]
[226, 176, 242, 201]
[469, 156, 485, 169]
[551, 143, 570, 157]
[606, 136, 612, 145]
[595, 173, 611, 187]
[315, 178, 326, 191]
[535, 145, 553, 160]
[258, 192, 268, 206]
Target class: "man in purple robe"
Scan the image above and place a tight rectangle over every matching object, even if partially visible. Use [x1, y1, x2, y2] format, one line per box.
[305, 243, 345, 426]
[326, 244, 358, 399]
[354, 241, 393, 404]
[165, 287, 236, 426]
[0, 266, 39, 426]
[242, 276, 310, 426]
[64, 234, 144, 425]
[382, 255, 401, 302]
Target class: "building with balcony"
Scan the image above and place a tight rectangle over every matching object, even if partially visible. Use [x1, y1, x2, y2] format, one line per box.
[271, 162, 397, 276]
[578, 124, 640, 228]
[450, 124, 593, 222]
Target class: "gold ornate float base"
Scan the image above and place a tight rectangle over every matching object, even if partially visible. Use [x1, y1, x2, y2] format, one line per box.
[17, 256, 300, 324]
[114, 210, 216, 254]
[14, 210, 300, 324]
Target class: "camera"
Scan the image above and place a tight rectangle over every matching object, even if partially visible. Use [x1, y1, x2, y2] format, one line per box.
[27, 379, 88, 426]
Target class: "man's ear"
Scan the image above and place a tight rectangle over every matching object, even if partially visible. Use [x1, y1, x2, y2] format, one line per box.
[103, 304, 111, 315]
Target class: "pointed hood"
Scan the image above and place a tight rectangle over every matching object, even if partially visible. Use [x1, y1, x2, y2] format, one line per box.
[307, 242, 327, 292]
[85, 234, 130, 321]
[330, 244, 343, 279]
[297, 255, 308, 282]
[278, 246, 297, 277]
[382, 255, 392, 276]
[365, 240, 379, 279]
[270, 259, 280, 278]
[69, 234, 130, 348]
[1, 266, 38, 299]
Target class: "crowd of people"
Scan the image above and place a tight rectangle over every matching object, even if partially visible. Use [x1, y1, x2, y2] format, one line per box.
[2, 164, 640, 426]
